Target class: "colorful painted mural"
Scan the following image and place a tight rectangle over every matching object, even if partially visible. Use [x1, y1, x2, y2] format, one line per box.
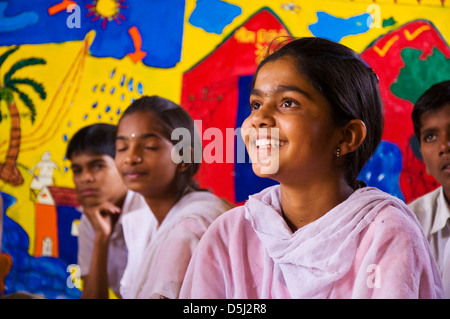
[0, 0, 449, 298]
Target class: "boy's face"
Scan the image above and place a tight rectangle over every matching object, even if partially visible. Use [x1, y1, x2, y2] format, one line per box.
[419, 104, 450, 191]
[70, 152, 128, 208]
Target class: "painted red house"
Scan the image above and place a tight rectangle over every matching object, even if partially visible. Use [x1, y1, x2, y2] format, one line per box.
[34, 186, 80, 265]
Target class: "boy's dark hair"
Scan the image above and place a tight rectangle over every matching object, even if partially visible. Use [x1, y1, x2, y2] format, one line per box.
[412, 80, 450, 141]
[118, 95, 201, 190]
[66, 123, 117, 160]
[254, 37, 383, 190]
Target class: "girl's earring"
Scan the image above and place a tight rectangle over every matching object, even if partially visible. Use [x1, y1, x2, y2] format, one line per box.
[336, 147, 340, 158]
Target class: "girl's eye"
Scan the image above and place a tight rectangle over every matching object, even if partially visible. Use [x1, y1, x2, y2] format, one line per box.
[281, 99, 298, 108]
[116, 142, 128, 152]
[249, 100, 261, 111]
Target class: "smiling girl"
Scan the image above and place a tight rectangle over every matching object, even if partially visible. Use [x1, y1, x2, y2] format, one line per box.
[180, 37, 443, 298]
[115, 96, 230, 299]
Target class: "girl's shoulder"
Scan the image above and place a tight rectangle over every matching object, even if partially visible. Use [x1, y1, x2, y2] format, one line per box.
[165, 191, 235, 231]
[371, 204, 421, 233]
[199, 204, 252, 242]
[210, 203, 247, 226]
[358, 194, 427, 251]
[357, 187, 421, 228]
[179, 191, 232, 215]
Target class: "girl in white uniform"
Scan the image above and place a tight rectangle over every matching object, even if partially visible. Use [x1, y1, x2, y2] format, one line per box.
[115, 96, 230, 299]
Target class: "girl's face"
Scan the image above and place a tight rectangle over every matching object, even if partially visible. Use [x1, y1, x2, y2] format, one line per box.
[242, 56, 341, 186]
[115, 111, 179, 199]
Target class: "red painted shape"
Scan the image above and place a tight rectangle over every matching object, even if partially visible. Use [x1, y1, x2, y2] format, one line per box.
[48, 0, 77, 16]
[361, 20, 450, 203]
[127, 26, 147, 63]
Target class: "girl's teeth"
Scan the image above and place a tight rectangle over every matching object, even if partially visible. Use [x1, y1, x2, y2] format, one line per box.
[255, 139, 284, 147]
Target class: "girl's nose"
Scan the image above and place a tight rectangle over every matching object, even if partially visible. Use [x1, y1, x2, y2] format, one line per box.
[124, 144, 143, 164]
[251, 103, 276, 128]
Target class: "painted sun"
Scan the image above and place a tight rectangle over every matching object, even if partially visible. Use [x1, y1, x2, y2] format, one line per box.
[86, 0, 128, 29]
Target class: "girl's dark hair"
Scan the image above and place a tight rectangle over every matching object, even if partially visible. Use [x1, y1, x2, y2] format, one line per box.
[118, 95, 202, 190]
[254, 37, 383, 189]
[412, 80, 450, 141]
[66, 123, 117, 160]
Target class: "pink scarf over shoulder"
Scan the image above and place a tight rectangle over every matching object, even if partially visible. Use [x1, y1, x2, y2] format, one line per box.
[245, 186, 443, 298]
[181, 185, 444, 298]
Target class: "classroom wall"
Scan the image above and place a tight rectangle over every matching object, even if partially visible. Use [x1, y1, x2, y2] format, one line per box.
[0, 0, 449, 298]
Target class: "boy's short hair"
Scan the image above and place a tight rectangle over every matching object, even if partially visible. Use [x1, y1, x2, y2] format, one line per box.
[412, 80, 450, 141]
[66, 123, 117, 160]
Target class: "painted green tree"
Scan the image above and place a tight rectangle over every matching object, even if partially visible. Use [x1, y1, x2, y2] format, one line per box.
[0, 46, 46, 186]
[391, 47, 450, 104]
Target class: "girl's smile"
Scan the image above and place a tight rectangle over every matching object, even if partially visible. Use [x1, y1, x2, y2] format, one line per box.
[244, 128, 285, 172]
[254, 138, 285, 148]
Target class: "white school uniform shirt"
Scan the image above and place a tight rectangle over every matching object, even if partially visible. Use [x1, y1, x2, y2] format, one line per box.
[119, 191, 229, 299]
[77, 190, 147, 298]
[409, 186, 450, 298]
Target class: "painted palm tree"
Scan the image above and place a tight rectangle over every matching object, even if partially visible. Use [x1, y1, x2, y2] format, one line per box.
[0, 46, 46, 186]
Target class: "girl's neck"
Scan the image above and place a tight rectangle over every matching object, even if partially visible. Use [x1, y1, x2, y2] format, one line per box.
[280, 180, 354, 232]
[144, 185, 194, 226]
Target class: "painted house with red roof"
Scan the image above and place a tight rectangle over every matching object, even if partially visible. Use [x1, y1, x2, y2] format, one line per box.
[34, 186, 80, 266]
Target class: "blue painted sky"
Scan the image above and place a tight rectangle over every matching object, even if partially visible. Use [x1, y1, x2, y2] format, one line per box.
[309, 11, 372, 42]
[0, 2, 38, 32]
[189, 0, 241, 34]
[0, 0, 185, 68]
